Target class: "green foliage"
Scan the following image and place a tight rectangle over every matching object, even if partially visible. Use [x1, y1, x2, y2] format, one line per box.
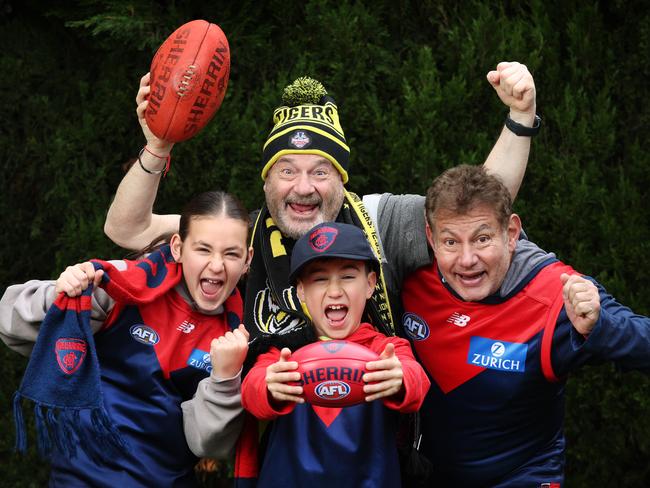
[1, 0, 649, 485]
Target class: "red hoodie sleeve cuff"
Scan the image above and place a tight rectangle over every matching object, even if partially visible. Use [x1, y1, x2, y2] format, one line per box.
[382, 345, 430, 412]
[242, 348, 299, 419]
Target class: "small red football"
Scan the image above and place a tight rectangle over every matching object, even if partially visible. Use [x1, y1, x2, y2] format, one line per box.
[145, 19, 230, 142]
[291, 340, 380, 407]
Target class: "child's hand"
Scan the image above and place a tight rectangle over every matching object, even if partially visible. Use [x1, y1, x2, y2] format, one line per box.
[55, 262, 104, 297]
[210, 324, 249, 379]
[363, 343, 404, 402]
[265, 348, 304, 404]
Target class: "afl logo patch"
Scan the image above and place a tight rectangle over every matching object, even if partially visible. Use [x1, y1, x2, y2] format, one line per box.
[130, 324, 160, 345]
[55, 338, 87, 375]
[289, 130, 311, 148]
[315, 380, 351, 401]
[402, 313, 430, 340]
[309, 226, 338, 252]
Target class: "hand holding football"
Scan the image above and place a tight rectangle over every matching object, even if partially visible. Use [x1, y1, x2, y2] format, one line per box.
[291, 340, 379, 407]
[145, 20, 230, 142]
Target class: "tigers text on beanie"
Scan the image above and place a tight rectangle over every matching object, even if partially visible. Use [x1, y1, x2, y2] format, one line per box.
[261, 77, 349, 183]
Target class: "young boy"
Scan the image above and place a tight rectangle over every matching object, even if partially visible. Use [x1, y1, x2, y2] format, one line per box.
[241, 222, 430, 487]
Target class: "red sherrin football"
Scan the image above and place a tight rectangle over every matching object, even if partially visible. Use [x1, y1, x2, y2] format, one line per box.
[291, 340, 380, 407]
[145, 20, 230, 142]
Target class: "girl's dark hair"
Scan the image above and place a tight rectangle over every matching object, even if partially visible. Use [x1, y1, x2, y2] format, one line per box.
[178, 190, 250, 240]
[134, 191, 249, 258]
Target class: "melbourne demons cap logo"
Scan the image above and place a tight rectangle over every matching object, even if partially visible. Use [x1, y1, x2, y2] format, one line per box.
[289, 130, 311, 148]
[315, 380, 351, 401]
[55, 338, 87, 375]
[309, 226, 339, 252]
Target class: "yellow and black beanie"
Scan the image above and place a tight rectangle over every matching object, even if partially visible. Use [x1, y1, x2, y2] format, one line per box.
[261, 77, 350, 183]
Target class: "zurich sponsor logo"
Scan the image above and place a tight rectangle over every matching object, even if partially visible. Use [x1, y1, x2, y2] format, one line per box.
[188, 349, 212, 373]
[467, 336, 527, 373]
[402, 313, 430, 341]
[491, 341, 506, 357]
[315, 380, 350, 401]
[130, 325, 160, 345]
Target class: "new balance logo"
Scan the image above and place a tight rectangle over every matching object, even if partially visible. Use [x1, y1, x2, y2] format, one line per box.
[447, 312, 471, 327]
[177, 320, 195, 334]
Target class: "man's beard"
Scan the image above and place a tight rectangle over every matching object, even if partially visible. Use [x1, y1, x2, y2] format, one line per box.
[266, 185, 345, 240]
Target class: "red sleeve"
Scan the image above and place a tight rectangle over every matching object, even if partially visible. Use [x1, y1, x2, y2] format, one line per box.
[370, 335, 431, 413]
[241, 347, 297, 420]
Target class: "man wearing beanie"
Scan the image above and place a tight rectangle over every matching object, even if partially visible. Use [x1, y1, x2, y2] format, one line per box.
[105, 62, 538, 351]
[260, 77, 350, 187]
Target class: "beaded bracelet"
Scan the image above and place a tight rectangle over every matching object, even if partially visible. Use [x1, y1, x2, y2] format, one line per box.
[137, 147, 171, 176]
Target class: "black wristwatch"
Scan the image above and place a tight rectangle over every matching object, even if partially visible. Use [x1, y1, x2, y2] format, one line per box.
[505, 114, 541, 136]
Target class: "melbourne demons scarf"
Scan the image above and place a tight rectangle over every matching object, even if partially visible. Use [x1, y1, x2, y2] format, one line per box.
[13, 245, 182, 460]
[244, 190, 394, 357]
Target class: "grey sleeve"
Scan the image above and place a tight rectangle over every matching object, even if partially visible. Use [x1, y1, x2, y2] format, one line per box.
[181, 370, 244, 459]
[0, 280, 114, 356]
[370, 193, 432, 293]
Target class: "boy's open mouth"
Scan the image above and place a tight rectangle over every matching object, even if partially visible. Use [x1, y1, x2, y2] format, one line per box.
[325, 304, 348, 325]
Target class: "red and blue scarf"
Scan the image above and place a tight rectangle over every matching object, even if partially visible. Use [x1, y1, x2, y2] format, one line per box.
[13, 245, 182, 461]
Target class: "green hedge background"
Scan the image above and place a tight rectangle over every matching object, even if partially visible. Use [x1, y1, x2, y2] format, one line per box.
[1, 0, 649, 485]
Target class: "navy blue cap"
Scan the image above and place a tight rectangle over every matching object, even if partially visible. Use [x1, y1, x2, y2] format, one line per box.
[289, 222, 380, 283]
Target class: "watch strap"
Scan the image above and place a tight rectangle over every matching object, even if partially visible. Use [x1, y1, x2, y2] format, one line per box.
[505, 114, 541, 136]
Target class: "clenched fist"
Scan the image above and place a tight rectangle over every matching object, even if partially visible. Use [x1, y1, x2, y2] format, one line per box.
[561, 273, 601, 335]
